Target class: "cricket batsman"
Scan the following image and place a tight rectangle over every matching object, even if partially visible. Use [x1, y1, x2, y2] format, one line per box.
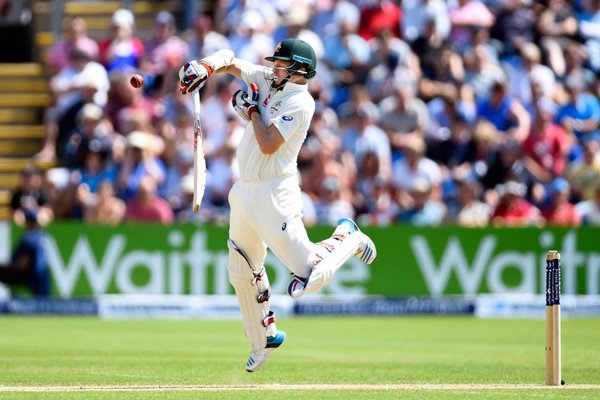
[179, 38, 377, 372]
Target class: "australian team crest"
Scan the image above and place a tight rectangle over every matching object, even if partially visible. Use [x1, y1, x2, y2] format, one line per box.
[270, 101, 282, 113]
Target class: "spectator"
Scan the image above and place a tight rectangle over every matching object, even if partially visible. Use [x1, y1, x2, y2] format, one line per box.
[561, 43, 595, 88]
[536, 0, 579, 77]
[358, 0, 402, 41]
[0, 207, 50, 297]
[341, 104, 392, 182]
[366, 27, 419, 103]
[142, 11, 189, 80]
[322, 8, 371, 108]
[46, 16, 99, 76]
[315, 176, 355, 226]
[463, 44, 506, 101]
[448, 0, 495, 54]
[379, 72, 430, 161]
[566, 134, 600, 201]
[42, 167, 71, 220]
[62, 103, 114, 169]
[274, 3, 325, 60]
[78, 180, 125, 226]
[555, 74, 600, 144]
[392, 135, 442, 207]
[577, 0, 600, 73]
[117, 131, 166, 201]
[105, 71, 159, 136]
[461, 120, 499, 183]
[413, 31, 465, 101]
[522, 98, 570, 184]
[450, 178, 492, 227]
[491, 181, 541, 226]
[66, 139, 118, 219]
[402, 0, 450, 44]
[228, 9, 274, 65]
[490, 0, 535, 60]
[187, 12, 231, 61]
[124, 175, 173, 224]
[476, 79, 531, 143]
[361, 175, 399, 226]
[397, 178, 446, 226]
[35, 47, 109, 163]
[481, 139, 529, 192]
[506, 42, 556, 113]
[577, 186, 600, 225]
[541, 177, 581, 226]
[99, 8, 144, 73]
[10, 166, 53, 226]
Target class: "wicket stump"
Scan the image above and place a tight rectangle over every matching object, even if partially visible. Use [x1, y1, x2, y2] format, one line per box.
[545, 250, 561, 386]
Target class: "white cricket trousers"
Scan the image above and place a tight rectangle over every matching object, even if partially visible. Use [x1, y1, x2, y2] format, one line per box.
[228, 174, 316, 279]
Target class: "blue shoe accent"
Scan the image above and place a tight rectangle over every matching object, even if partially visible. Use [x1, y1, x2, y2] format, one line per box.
[337, 217, 359, 233]
[266, 331, 286, 348]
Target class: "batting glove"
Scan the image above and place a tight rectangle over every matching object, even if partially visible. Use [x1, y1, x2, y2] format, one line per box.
[178, 60, 212, 94]
[232, 82, 260, 121]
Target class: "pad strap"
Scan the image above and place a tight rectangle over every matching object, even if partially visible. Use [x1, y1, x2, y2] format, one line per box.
[262, 311, 276, 327]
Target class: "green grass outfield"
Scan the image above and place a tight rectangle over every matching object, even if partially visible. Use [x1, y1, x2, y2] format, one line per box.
[0, 316, 599, 399]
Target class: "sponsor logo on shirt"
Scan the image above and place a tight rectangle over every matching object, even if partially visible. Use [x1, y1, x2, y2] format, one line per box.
[282, 115, 293, 121]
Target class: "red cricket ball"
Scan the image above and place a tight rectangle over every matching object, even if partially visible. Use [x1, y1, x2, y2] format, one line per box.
[130, 74, 144, 88]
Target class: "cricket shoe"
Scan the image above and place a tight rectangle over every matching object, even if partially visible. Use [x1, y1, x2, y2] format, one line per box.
[245, 331, 286, 372]
[337, 218, 377, 264]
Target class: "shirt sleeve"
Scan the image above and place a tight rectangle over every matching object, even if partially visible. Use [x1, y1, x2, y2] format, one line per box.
[270, 105, 310, 141]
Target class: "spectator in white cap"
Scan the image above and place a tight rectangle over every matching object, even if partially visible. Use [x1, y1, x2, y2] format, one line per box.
[99, 8, 144, 72]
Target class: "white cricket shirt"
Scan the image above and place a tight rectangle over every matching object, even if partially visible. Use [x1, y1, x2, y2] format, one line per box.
[239, 65, 315, 181]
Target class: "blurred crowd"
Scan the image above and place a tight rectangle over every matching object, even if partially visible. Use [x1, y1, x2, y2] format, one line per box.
[10, 0, 600, 228]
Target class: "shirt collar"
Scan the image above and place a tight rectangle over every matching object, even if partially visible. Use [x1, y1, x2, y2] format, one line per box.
[272, 81, 308, 95]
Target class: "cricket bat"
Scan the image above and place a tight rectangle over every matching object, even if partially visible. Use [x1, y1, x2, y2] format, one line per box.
[192, 90, 207, 213]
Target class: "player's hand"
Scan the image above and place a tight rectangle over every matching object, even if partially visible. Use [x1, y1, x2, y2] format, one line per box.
[231, 82, 260, 121]
[178, 60, 212, 94]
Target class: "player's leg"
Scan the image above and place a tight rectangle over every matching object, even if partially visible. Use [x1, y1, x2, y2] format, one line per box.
[287, 218, 377, 297]
[227, 181, 284, 372]
[251, 178, 376, 297]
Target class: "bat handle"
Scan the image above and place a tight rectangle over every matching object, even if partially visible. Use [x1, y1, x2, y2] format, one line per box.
[193, 89, 201, 114]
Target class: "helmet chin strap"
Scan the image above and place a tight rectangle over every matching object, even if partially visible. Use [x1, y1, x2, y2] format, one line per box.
[270, 61, 307, 90]
[271, 71, 293, 91]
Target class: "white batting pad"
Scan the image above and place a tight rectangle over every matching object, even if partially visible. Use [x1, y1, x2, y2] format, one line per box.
[228, 242, 276, 350]
[303, 232, 364, 294]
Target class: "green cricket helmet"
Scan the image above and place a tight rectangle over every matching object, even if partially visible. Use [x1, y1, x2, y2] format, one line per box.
[265, 38, 317, 79]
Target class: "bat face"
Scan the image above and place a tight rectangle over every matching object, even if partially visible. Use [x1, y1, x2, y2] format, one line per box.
[192, 91, 206, 213]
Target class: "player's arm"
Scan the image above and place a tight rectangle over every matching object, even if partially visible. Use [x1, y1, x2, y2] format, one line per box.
[221, 59, 254, 79]
[231, 82, 285, 154]
[250, 113, 285, 155]
[179, 49, 238, 94]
